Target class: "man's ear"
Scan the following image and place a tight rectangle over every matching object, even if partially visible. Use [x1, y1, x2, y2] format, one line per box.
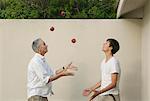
[37, 46, 41, 53]
[110, 46, 113, 50]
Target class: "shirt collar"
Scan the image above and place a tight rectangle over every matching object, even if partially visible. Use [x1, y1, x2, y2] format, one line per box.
[35, 53, 45, 60]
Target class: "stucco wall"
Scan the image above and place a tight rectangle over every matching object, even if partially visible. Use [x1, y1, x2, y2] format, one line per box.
[142, 0, 150, 101]
[0, 19, 141, 101]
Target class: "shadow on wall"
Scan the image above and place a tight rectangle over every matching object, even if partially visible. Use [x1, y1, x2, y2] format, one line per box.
[121, 58, 141, 101]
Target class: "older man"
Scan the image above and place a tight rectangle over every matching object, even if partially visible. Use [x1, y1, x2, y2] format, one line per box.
[27, 38, 77, 101]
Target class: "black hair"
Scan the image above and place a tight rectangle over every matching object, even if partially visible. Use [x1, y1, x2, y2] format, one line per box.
[107, 38, 120, 54]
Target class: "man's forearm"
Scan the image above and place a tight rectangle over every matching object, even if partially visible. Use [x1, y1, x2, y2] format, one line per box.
[99, 73, 118, 94]
[99, 83, 116, 94]
[55, 67, 64, 74]
[90, 82, 101, 91]
[47, 72, 64, 83]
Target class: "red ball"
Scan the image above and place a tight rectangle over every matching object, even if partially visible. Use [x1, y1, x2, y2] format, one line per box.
[71, 38, 76, 43]
[50, 26, 54, 31]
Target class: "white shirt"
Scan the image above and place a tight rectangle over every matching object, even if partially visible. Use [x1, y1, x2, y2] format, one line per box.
[27, 53, 55, 98]
[100, 57, 121, 96]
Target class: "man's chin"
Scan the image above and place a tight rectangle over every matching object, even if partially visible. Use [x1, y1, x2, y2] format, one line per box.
[44, 50, 48, 54]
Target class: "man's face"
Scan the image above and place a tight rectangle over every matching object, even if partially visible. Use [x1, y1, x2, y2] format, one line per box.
[102, 40, 112, 52]
[38, 40, 48, 55]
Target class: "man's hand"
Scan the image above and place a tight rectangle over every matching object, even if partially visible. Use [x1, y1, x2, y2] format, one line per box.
[48, 62, 77, 83]
[66, 62, 78, 71]
[89, 90, 100, 101]
[62, 62, 78, 76]
[82, 88, 92, 96]
[62, 69, 74, 76]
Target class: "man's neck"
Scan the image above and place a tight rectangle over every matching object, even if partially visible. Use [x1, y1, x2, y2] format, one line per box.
[105, 52, 113, 62]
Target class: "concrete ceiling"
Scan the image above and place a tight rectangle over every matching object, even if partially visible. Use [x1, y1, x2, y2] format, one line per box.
[117, 0, 147, 18]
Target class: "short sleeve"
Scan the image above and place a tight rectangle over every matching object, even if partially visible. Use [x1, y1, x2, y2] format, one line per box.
[110, 60, 120, 74]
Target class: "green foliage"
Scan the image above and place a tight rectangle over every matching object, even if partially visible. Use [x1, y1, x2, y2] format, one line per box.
[0, 0, 40, 18]
[0, 0, 117, 19]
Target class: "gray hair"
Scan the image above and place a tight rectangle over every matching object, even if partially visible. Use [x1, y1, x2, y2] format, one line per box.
[32, 38, 42, 53]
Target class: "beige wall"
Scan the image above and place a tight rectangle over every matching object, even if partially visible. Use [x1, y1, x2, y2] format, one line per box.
[0, 27, 2, 101]
[142, 0, 150, 101]
[0, 19, 141, 101]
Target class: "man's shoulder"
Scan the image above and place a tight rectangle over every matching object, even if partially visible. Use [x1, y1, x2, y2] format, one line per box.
[111, 57, 119, 63]
[28, 56, 39, 68]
